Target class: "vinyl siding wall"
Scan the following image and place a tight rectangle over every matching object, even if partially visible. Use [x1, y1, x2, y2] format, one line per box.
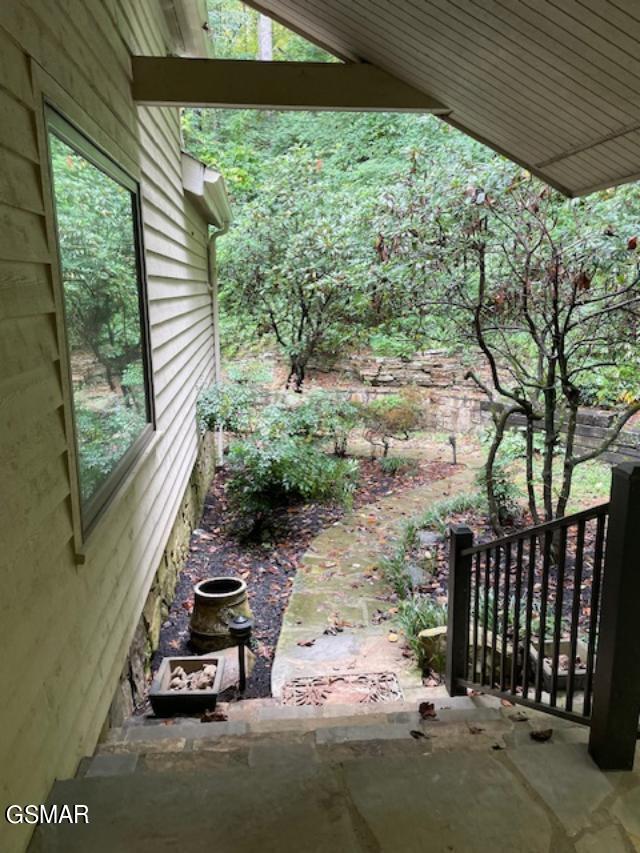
[0, 3, 214, 850]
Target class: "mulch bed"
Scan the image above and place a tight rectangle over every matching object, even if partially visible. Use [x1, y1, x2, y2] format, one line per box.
[149, 457, 458, 703]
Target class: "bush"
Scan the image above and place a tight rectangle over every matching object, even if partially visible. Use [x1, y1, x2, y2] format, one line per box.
[197, 381, 257, 434]
[260, 391, 361, 456]
[397, 596, 447, 671]
[360, 389, 424, 456]
[227, 434, 359, 535]
[215, 388, 364, 535]
[378, 455, 413, 475]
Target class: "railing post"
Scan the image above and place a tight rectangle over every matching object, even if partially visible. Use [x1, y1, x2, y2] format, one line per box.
[446, 525, 473, 697]
[589, 463, 640, 770]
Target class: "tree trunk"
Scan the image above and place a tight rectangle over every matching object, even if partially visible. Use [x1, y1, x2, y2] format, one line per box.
[257, 14, 273, 61]
[286, 357, 305, 392]
[555, 403, 578, 519]
[485, 406, 517, 535]
[542, 365, 557, 521]
[525, 416, 540, 524]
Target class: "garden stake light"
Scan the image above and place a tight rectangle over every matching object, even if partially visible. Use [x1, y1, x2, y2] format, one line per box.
[229, 615, 253, 694]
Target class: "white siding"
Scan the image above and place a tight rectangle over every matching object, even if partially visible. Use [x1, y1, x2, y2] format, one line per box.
[0, 3, 215, 850]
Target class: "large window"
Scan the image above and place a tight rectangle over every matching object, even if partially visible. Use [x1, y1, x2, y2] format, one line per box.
[47, 109, 154, 533]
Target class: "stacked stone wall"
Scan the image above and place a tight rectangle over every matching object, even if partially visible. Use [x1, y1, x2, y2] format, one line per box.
[108, 431, 218, 726]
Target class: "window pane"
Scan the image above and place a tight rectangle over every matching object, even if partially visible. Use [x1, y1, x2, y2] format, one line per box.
[49, 132, 151, 512]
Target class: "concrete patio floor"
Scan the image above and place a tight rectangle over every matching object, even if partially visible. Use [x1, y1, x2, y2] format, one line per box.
[29, 697, 639, 852]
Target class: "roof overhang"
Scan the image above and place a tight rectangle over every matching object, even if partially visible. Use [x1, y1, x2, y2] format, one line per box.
[173, 0, 640, 198]
[181, 152, 232, 229]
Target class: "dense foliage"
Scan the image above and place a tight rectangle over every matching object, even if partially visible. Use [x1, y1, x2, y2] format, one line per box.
[203, 383, 361, 535]
[186, 1, 640, 525]
[197, 380, 257, 434]
[377, 156, 640, 527]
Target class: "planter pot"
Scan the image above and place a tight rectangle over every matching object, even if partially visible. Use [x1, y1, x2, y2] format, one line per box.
[149, 656, 224, 717]
[418, 625, 447, 672]
[189, 577, 252, 653]
[528, 640, 590, 693]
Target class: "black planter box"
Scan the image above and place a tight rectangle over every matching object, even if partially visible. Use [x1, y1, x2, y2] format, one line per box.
[149, 656, 225, 717]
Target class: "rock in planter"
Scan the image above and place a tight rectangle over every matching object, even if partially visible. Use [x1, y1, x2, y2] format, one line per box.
[418, 625, 447, 672]
[189, 577, 252, 653]
[149, 656, 225, 717]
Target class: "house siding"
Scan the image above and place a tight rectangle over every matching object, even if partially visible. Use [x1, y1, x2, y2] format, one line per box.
[0, 3, 215, 850]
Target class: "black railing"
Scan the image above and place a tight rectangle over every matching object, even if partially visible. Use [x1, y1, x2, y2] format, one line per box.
[446, 463, 640, 770]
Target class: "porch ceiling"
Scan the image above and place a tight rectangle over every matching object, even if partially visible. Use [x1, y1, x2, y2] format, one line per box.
[240, 0, 640, 197]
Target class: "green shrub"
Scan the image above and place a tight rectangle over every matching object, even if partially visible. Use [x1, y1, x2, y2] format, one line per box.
[227, 434, 359, 534]
[360, 389, 424, 456]
[397, 596, 447, 670]
[260, 391, 361, 455]
[378, 455, 413, 475]
[226, 360, 274, 385]
[197, 381, 257, 434]
[368, 331, 417, 359]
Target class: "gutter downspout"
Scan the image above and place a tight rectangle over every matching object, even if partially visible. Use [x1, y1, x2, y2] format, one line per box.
[207, 223, 229, 467]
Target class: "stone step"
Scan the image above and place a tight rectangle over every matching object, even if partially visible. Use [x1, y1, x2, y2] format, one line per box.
[29, 723, 635, 853]
[100, 695, 496, 754]
[92, 697, 588, 771]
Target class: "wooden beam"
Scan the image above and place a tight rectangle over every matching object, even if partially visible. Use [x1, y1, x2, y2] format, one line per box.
[131, 57, 449, 113]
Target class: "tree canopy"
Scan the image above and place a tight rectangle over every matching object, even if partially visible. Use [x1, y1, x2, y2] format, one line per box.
[186, 0, 640, 520]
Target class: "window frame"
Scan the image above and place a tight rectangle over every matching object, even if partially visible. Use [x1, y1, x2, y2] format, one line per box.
[45, 105, 156, 538]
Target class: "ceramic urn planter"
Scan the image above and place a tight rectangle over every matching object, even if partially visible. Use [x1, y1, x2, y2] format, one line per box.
[189, 576, 252, 653]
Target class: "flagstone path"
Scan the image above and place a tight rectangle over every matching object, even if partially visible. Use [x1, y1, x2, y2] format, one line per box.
[271, 451, 482, 699]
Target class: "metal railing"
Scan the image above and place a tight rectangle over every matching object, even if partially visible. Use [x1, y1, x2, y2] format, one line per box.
[446, 463, 640, 770]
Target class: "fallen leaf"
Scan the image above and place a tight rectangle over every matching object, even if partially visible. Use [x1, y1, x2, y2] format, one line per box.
[297, 639, 316, 647]
[410, 729, 428, 739]
[387, 632, 399, 643]
[491, 743, 505, 751]
[530, 729, 553, 742]
[509, 711, 529, 722]
[500, 698, 514, 708]
[419, 701, 438, 720]
[468, 724, 484, 734]
[201, 709, 228, 723]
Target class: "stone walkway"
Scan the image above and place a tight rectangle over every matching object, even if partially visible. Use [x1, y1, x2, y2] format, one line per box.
[271, 452, 480, 698]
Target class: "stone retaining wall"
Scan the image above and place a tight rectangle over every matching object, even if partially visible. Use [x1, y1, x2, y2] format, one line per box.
[107, 431, 218, 727]
[313, 351, 488, 434]
[313, 352, 640, 461]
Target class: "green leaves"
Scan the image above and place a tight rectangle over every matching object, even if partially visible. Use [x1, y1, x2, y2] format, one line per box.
[214, 386, 362, 532]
